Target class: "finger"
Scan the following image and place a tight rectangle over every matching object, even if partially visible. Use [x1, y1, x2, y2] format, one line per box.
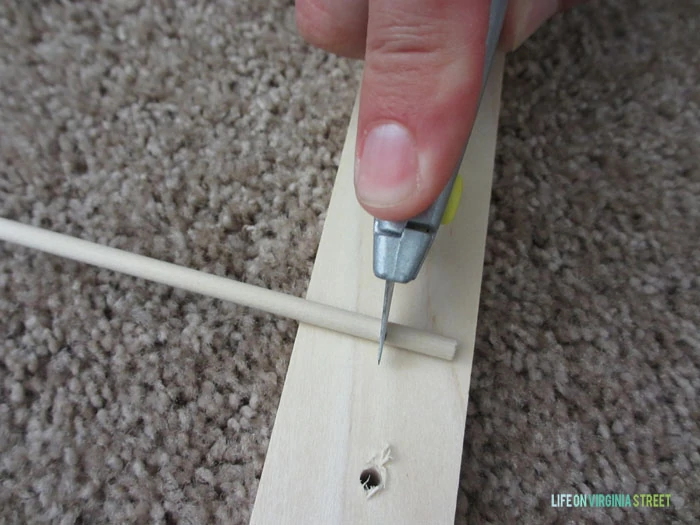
[354, 0, 491, 220]
[295, 0, 369, 58]
[500, 0, 587, 50]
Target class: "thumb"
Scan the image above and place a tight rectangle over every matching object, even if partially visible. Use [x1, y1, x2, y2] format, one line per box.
[354, 0, 491, 221]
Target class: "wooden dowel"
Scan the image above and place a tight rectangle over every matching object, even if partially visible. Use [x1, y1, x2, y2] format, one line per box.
[0, 218, 457, 360]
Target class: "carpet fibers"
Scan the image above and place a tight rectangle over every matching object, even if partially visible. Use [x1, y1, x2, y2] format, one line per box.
[1, 1, 698, 523]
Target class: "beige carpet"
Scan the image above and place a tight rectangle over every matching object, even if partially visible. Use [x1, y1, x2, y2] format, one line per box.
[1, 1, 698, 523]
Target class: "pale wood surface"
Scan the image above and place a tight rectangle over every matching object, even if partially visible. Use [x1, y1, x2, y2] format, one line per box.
[251, 55, 505, 524]
[0, 218, 456, 358]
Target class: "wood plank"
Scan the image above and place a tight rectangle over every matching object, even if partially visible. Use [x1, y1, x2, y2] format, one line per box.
[251, 54, 505, 524]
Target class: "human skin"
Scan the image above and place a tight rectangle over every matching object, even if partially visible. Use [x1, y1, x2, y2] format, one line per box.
[296, 0, 586, 220]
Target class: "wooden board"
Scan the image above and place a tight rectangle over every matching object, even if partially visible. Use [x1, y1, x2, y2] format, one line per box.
[251, 55, 505, 524]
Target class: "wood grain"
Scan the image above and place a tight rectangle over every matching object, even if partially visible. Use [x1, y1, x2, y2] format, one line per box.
[251, 55, 505, 524]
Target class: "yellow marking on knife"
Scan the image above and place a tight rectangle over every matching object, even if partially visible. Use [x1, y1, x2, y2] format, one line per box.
[441, 174, 463, 225]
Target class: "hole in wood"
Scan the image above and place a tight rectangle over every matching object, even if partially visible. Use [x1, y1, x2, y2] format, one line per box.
[360, 467, 382, 491]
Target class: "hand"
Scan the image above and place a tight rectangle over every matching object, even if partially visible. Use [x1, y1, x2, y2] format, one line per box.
[296, 0, 584, 220]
